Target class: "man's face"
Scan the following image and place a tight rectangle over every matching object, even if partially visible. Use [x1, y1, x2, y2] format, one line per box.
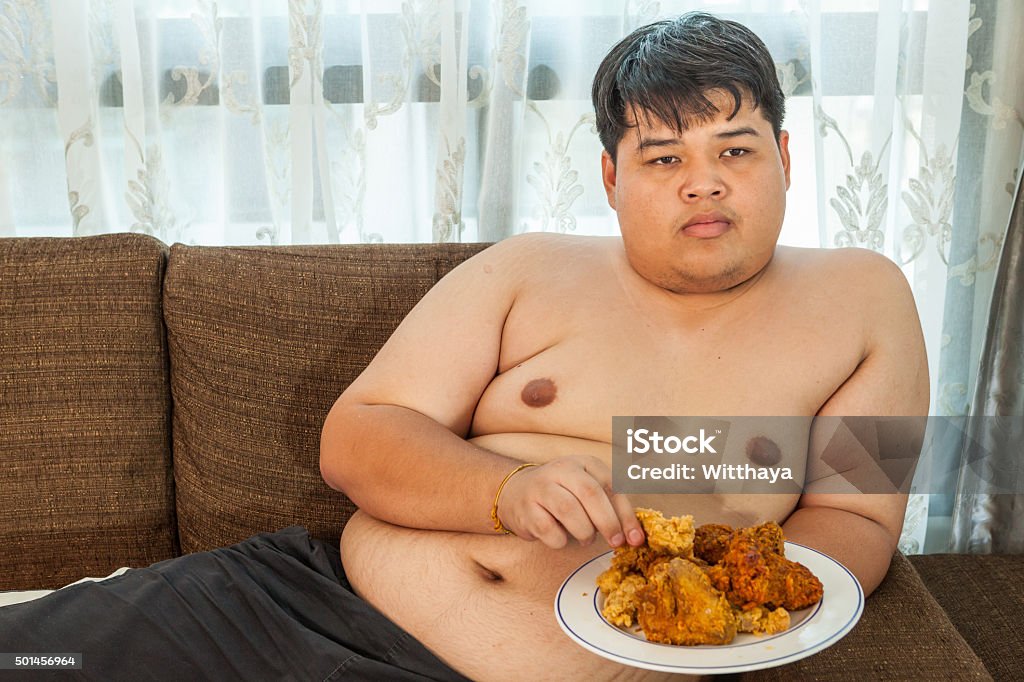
[601, 90, 791, 295]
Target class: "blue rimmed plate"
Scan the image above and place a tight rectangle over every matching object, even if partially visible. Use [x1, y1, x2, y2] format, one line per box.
[555, 542, 863, 675]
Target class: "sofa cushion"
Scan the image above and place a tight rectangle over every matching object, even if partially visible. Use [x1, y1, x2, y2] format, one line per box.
[163, 242, 489, 554]
[739, 552, 990, 681]
[0, 234, 177, 590]
[911, 553, 1024, 682]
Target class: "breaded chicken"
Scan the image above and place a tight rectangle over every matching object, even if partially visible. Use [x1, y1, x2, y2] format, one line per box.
[694, 523, 734, 564]
[694, 522, 785, 564]
[600, 574, 647, 628]
[734, 604, 791, 635]
[596, 509, 822, 646]
[738, 521, 786, 555]
[597, 509, 695, 626]
[604, 544, 662, 580]
[635, 508, 695, 558]
[636, 558, 737, 646]
[707, 533, 823, 611]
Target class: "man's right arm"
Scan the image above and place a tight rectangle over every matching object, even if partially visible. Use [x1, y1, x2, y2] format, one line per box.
[320, 236, 523, 534]
[319, 234, 642, 547]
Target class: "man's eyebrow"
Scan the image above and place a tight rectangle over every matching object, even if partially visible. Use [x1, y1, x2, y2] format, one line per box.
[715, 126, 761, 139]
[635, 126, 762, 152]
[636, 137, 682, 152]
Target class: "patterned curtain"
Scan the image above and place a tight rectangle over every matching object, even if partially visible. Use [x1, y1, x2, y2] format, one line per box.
[948, 157, 1024, 552]
[2, 1, 1022, 552]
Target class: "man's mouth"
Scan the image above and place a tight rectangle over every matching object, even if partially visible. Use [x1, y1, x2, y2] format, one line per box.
[681, 212, 732, 239]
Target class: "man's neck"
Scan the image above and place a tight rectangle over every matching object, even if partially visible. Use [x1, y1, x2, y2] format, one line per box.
[613, 242, 777, 316]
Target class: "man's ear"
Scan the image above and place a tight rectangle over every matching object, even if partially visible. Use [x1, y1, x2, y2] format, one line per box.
[601, 150, 617, 210]
[778, 130, 791, 190]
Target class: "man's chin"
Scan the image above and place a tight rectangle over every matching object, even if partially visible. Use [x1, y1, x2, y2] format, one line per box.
[654, 266, 752, 295]
[622, 247, 768, 295]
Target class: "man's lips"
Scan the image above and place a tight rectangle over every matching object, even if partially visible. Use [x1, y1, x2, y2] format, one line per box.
[681, 212, 732, 238]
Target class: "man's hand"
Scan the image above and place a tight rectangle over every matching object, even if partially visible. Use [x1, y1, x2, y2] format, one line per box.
[495, 456, 646, 550]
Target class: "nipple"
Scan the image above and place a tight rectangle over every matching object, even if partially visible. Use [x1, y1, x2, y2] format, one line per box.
[746, 436, 782, 467]
[521, 378, 557, 408]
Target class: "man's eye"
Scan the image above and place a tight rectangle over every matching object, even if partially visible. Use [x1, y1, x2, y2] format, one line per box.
[722, 148, 750, 158]
[652, 156, 678, 165]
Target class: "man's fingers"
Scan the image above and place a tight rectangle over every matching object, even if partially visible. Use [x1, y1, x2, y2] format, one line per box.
[608, 491, 644, 546]
[579, 456, 613, 489]
[507, 456, 642, 549]
[564, 476, 629, 547]
[527, 507, 571, 549]
[539, 487, 599, 546]
[569, 457, 644, 547]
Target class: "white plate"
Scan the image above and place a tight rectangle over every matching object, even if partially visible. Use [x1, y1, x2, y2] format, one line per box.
[555, 542, 863, 675]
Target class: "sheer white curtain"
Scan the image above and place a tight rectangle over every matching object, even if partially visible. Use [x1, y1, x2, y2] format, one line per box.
[2, 0, 1022, 552]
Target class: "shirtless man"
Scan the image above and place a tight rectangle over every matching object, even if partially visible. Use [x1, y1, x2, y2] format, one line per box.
[320, 12, 929, 682]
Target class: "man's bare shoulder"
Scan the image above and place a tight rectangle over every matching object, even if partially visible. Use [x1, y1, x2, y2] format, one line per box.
[468, 233, 617, 283]
[479, 232, 615, 262]
[776, 245, 912, 306]
[779, 245, 926, 409]
[420, 233, 617, 320]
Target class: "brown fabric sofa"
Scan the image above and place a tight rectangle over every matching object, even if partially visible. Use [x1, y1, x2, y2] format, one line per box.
[1, 233, 1019, 681]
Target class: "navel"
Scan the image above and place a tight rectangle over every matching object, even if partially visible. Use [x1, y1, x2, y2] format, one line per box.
[746, 436, 782, 467]
[521, 378, 557, 407]
[473, 560, 504, 582]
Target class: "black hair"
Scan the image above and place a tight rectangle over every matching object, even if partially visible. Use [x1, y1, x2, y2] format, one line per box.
[592, 12, 785, 161]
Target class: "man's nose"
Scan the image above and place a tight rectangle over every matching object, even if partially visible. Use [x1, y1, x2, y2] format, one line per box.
[679, 164, 726, 201]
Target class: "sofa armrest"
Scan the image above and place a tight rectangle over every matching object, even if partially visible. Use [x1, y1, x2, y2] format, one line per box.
[738, 552, 990, 681]
[911, 554, 1024, 682]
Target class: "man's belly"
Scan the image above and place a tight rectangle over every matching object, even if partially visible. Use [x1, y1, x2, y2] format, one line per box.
[343, 511, 699, 682]
[340, 433, 800, 682]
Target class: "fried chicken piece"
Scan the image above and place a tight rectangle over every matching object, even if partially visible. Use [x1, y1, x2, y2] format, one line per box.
[636, 558, 737, 646]
[603, 544, 661, 580]
[596, 566, 626, 596]
[597, 510, 698, 631]
[694, 523, 734, 564]
[600, 574, 647, 628]
[736, 521, 786, 555]
[778, 560, 824, 610]
[598, 508, 694, 589]
[635, 508, 695, 558]
[734, 605, 791, 635]
[695, 521, 786, 565]
[708, 533, 823, 611]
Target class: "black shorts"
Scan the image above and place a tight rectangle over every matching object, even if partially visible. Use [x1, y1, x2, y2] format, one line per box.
[0, 527, 472, 682]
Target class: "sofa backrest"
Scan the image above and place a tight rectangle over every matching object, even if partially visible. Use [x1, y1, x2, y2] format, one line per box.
[163, 241, 489, 554]
[0, 234, 178, 590]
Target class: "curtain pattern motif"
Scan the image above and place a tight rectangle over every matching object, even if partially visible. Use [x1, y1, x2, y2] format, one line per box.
[2, 1, 1023, 551]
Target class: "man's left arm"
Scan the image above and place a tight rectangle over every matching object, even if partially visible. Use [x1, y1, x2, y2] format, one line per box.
[783, 251, 930, 596]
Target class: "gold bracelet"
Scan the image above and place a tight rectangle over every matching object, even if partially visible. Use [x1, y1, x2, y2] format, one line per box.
[490, 462, 538, 534]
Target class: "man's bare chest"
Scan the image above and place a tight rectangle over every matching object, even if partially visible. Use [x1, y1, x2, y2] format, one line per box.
[471, 288, 863, 440]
